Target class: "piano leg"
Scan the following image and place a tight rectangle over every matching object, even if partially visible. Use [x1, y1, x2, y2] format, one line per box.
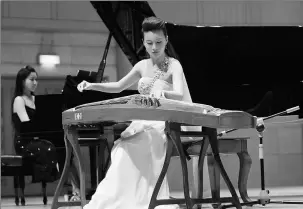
[88, 144, 104, 199]
[89, 146, 97, 189]
[98, 138, 112, 182]
[204, 127, 242, 209]
[90, 139, 110, 190]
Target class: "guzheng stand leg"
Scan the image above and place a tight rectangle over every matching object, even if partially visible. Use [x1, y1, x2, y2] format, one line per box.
[149, 122, 243, 209]
[67, 126, 87, 207]
[204, 127, 242, 209]
[51, 126, 82, 209]
[196, 132, 211, 209]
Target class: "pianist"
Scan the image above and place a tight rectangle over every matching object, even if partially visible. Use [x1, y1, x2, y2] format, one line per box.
[77, 16, 211, 209]
[11, 66, 59, 205]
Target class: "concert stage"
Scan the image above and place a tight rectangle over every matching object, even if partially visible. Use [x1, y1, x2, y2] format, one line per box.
[2, 186, 303, 209]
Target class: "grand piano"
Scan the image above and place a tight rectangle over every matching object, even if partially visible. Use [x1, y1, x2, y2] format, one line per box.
[89, 1, 303, 117]
[20, 0, 303, 203]
[28, 1, 303, 145]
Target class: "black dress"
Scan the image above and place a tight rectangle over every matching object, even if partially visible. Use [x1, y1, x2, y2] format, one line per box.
[12, 106, 59, 183]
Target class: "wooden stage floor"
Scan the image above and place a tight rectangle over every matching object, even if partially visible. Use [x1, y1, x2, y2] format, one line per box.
[2, 186, 303, 209]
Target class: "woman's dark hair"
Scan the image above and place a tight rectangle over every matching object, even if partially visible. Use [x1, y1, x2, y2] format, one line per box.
[13, 65, 37, 98]
[141, 16, 179, 60]
[11, 65, 37, 115]
[142, 16, 168, 38]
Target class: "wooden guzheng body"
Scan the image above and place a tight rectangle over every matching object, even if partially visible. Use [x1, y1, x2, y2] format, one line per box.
[62, 94, 257, 129]
[57, 94, 257, 209]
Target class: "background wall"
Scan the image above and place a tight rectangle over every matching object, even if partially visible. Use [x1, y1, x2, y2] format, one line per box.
[1, 0, 303, 198]
[1, 0, 119, 197]
[1, 1, 117, 79]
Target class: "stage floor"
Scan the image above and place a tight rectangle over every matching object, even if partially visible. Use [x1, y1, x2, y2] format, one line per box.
[2, 186, 303, 209]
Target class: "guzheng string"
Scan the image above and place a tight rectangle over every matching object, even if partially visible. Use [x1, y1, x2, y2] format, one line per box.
[74, 95, 131, 109]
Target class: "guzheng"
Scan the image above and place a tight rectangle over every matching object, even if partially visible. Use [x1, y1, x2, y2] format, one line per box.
[62, 94, 257, 129]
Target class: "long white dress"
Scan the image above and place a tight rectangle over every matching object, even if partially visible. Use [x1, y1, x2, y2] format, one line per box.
[84, 75, 210, 209]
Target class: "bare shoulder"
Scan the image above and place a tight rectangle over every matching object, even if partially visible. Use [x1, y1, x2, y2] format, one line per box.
[134, 59, 148, 69]
[169, 58, 183, 73]
[134, 59, 148, 75]
[14, 96, 24, 105]
[13, 96, 25, 112]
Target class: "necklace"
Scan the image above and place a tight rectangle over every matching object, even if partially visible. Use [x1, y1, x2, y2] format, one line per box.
[140, 57, 170, 95]
[157, 56, 170, 73]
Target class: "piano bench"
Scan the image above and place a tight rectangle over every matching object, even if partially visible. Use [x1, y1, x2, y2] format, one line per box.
[1, 155, 48, 206]
[185, 137, 252, 203]
[1, 155, 24, 176]
[1, 155, 23, 166]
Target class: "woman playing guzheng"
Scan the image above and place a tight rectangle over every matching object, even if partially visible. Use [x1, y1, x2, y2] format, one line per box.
[77, 16, 211, 209]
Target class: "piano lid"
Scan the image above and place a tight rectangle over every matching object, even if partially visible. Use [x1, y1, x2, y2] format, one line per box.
[91, 1, 303, 84]
[90, 1, 303, 116]
[91, 1, 155, 66]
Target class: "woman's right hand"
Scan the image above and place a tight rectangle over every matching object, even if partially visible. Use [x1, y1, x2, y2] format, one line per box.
[77, 80, 92, 92]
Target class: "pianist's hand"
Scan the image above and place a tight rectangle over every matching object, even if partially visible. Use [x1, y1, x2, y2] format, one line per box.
[77, 81, 92, 92]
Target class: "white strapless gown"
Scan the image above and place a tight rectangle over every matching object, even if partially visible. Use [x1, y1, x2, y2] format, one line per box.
[84, 77, 210, 209]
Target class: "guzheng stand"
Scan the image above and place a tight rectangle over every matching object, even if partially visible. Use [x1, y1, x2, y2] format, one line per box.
[54, 95, 257, 209]
[149, 122, 244, 209]
[51, 124, 111, 209]
[51, 126, 87, 209]
[53, 123, 243, 209]
[218, 106, 303, 209]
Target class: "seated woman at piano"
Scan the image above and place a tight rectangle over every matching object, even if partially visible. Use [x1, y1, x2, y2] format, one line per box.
[11, 66, 60, 205]
[77, 16, 211, 209]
